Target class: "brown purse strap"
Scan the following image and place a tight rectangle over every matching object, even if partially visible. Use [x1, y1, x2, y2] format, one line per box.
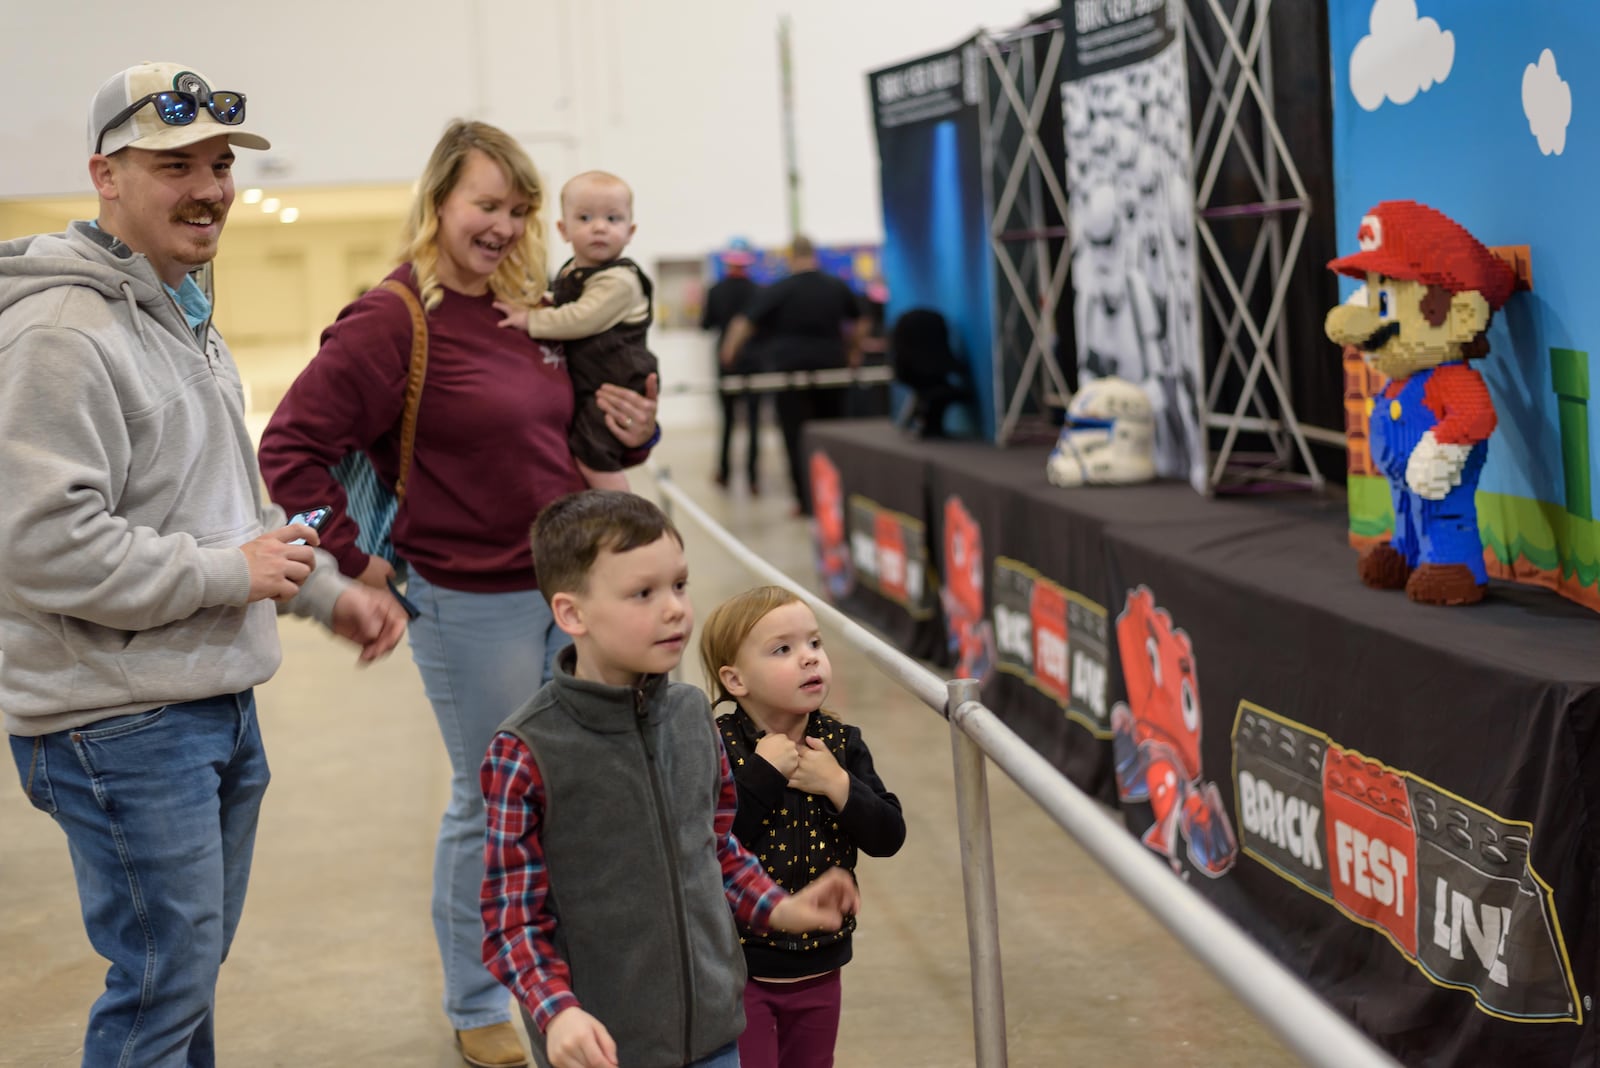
[375, 279, 429, 503]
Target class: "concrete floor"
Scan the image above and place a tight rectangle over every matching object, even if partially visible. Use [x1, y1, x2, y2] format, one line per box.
[0, 426, 1294, 1067]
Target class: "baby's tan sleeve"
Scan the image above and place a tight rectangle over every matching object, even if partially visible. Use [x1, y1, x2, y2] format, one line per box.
[523, 270, 644, 340]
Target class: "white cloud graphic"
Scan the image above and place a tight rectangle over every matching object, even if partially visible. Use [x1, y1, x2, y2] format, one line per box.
[1348, 0, 1455, 111]
[1523, 49, 1572, 156]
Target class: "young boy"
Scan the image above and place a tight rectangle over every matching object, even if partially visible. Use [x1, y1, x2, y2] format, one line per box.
[480, 490, 860, 1068]
[496, 172, 657, 493]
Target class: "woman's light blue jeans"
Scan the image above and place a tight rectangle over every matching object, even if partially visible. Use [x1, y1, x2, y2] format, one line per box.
[404, 571, 569, 1029]
[8, 691, 269, 1068]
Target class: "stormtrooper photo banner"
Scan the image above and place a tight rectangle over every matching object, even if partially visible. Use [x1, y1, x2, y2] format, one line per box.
[1060, 0, 1208, 490]
[1063, 0, 1176, 80]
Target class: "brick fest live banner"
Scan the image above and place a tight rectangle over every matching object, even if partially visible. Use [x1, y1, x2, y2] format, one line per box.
[1098, 518, 1597, 1067]
[805, 421, 1599, 1065]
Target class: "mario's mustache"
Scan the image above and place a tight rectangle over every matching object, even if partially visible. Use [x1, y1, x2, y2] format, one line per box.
[1359, 321, 1401, 351]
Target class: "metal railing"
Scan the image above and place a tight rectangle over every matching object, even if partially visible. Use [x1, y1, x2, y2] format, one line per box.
[662, 364, 896, 397]
[650, 465, 1401, 1068]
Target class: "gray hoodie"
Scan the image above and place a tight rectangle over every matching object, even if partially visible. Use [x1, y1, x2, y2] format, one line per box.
[0, 222, 346, 736]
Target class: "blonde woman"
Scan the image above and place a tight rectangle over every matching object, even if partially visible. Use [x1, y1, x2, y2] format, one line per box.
[259, 120, 658, 1068]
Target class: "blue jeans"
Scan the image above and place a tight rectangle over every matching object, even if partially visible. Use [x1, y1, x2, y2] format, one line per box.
[8, 692, 269, 1068]
[405, 571, 570, 1029]
[689, 1042, 741, 1068]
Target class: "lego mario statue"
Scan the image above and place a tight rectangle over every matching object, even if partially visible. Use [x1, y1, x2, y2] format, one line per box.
[1325, 201, 1515, 606]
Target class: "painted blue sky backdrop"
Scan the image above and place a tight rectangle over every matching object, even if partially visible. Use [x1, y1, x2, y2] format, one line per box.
[1329, 0, 1594, 510]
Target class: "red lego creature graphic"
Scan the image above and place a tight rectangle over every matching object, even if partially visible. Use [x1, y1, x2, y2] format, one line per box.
[941, 494, 994, 680]
[1111, 586, 1237, 877]
[1325, 200, 1516, 606]
[809, 451, 853, 600]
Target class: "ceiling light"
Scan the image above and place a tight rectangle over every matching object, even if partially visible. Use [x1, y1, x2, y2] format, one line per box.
[241, 188, 264, 204]
[280, 207, 300, 223]
[261, 197, 280, 213]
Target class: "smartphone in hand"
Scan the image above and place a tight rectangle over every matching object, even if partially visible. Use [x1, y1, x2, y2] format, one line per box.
[287, 505, 333, 545]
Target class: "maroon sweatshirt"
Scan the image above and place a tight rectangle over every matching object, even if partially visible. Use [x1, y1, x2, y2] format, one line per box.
[259, 266, 589, 593]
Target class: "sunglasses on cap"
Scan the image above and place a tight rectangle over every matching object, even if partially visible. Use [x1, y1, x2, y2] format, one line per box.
[95, 86, 247, 155]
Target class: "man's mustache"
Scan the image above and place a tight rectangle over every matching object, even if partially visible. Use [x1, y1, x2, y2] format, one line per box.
[172, 200, 225, 225]
[1359, 321, 1400, 351]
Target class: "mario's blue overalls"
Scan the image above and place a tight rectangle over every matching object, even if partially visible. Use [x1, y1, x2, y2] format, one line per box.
[1368, 364, 1490, 583]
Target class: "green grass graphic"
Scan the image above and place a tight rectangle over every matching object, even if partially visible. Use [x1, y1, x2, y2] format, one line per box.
[1347, 480, 1600, 589]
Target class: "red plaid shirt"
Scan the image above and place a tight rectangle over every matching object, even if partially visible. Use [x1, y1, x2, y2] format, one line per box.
[480, 731, 785, 1032]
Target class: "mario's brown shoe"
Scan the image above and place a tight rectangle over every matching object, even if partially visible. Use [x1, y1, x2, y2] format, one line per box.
[1405, 563, 1485, 606]
[1357, 544, 1410, 590]
[455, 1023, 529, 1068]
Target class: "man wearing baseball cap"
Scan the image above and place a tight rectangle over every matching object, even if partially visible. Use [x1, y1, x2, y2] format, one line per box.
[0, 62, 408, 1066]
[703, 237, 764, 494]
[1325, 199, 1516, 605]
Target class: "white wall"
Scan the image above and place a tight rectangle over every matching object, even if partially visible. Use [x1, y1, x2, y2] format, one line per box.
[1, 0, 1039, 264]
[3, 1, 1042, 430]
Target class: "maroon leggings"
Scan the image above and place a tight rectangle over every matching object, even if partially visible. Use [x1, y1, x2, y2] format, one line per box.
[738, 970, 842, 1068]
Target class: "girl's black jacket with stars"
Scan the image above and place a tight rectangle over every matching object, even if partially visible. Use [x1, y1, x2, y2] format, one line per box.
[717, 705, 906, 979]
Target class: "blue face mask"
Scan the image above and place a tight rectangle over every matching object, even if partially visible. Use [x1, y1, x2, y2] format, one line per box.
[167, 275, 212, 332]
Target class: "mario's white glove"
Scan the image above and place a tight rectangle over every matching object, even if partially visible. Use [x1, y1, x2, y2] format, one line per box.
[1405, 430, 1471, 500]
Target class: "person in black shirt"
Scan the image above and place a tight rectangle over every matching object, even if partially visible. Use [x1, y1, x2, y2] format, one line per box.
[702, 242, 763, 493]
[721, 236, 866, 516]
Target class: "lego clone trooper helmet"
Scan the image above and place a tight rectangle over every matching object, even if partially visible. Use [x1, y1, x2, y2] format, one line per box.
[1047, 377, 1157, 487]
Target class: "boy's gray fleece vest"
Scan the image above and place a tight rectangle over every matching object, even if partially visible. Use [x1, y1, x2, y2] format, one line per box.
[504, 660, 746, 1068]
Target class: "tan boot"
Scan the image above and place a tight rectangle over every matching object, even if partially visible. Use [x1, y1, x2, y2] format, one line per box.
[455, 1022, 529, 1068]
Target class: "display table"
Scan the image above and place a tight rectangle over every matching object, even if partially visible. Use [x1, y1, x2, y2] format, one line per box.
[803, 419, 1600, 1066]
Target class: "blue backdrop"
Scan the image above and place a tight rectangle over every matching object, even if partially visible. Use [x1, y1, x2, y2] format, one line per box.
[1328, 0, 1596, 513]
[870, 40, 997, 440]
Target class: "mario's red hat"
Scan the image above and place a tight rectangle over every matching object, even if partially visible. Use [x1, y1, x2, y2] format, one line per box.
[1327, 200, 1515, 311]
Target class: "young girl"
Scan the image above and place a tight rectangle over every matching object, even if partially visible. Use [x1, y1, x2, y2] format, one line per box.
[699, 586, 906, 1068]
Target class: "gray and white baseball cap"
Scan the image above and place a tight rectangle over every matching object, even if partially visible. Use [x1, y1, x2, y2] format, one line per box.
[90, 61, 271, 156]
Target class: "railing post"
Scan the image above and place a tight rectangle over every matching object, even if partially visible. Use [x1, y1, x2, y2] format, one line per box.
[656, 465, 674, 520]
[947, 677, 1009, 1068]
[655, 466, 677, 681]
